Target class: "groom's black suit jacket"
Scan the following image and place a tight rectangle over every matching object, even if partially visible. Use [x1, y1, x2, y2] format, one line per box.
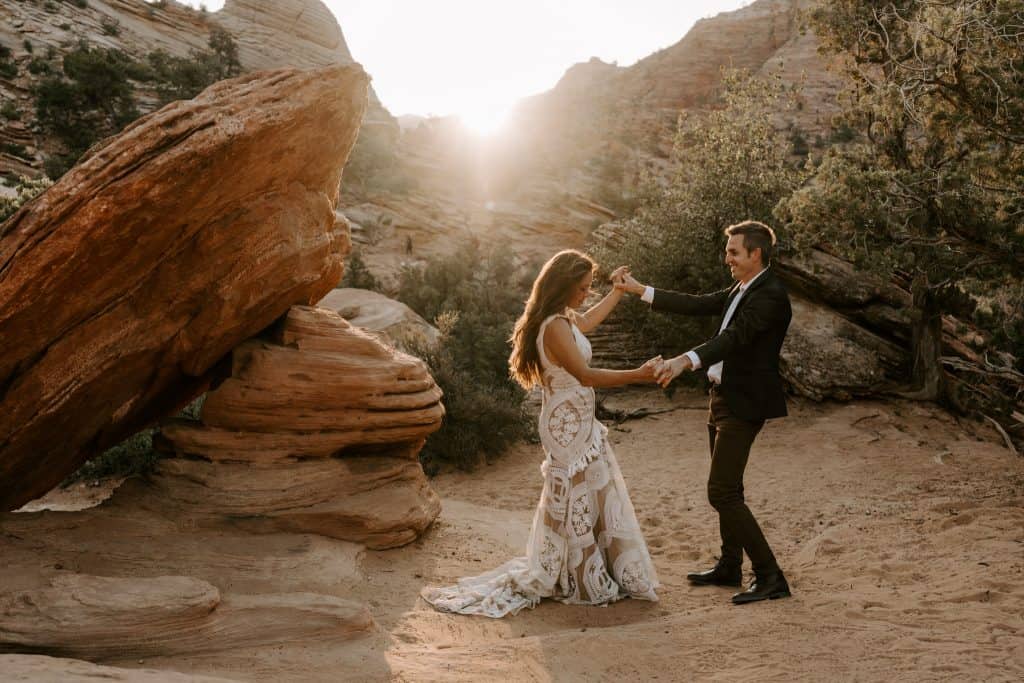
[652, 269, 791, 422]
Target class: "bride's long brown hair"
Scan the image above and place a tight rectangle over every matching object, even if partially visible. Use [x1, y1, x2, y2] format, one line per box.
[509, 249, 596, 389]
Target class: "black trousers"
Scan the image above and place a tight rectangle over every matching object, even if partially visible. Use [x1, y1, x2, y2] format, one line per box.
[706, 386, 779, 575]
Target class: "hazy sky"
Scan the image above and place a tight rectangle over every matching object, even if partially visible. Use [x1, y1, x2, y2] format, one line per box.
[184, 1, 755, 132]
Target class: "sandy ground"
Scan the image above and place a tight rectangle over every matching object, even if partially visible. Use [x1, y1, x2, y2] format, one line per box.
[5, 388, 1024, 681]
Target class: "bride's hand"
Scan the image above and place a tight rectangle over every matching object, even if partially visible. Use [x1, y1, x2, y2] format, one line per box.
[609, 265, 631, 291]
[638, 355, 663, 382]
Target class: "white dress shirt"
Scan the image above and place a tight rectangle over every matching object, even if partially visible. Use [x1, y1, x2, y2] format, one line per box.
[642, 267, 768, 384]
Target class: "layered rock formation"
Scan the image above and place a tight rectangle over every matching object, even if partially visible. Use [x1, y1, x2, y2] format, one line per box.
[319, 287, 441, 351]
[0, 573, 373, 660]
[0, 64, 368, 511]
[155, 305, 443, 549]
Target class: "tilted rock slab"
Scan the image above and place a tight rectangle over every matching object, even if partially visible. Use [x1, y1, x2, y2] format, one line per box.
[0, 65, 368, 511]
[156, 305, 443, 549]
[0, 574, 372, 661]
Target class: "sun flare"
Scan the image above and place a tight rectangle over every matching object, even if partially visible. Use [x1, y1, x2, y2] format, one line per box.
[456, 103, 511, 137]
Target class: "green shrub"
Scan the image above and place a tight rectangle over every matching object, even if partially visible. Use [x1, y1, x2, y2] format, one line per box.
[23, 39, 33, 54]
[395, 243, 535, 471]
[0, 100, 18, 120]
[339, 249, 381, 290]
[146, 27, 241, 104]
[100, 17, 121, 37]
[0, 142, 29, 159]
[34, 42, 141, 176]
[0, 45, 18, 79]
[28, 56, 53, 75]
[0, 175, 53, 222]
[62, 394, 206, 485]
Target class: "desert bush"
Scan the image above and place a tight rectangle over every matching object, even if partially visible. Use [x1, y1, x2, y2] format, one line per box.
[34, 42, 141, 176]
[63, 394, 206, 485]
[146, 27, 241, 104]
[0, 45, 18, 79]
[339, 249, 381, 291]
[27, 56, 53, 75]
[0, 175, 53, 222]
[395, 243, 535, 471]
[0, 100, 18, 120]
[100, 17, 121, 37]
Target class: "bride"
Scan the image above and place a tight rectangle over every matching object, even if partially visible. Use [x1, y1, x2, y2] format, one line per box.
[421, 249, 662, 617]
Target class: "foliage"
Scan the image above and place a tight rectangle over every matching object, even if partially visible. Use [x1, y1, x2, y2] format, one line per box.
[339, 249, 381, 290]
[0, 44, 18, 79]
[100, 16, 121, 37]
[146, 27, 241, 104]
[34, 42, 141, 176]
[592, 69, 807, 359]
[778, 0, 1024, 395]
[63, 394, 206, 485]
[0, 100, 18, 120]
[34, 29, 241, 178]
[0, 175, 53, 222]
[395, 243, 535, 471]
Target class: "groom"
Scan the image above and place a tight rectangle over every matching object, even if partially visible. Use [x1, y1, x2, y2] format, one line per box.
[616, 220, 792, 605]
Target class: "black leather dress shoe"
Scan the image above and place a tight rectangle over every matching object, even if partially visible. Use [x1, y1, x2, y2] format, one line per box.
[731, 570, 791, 604]
[687, 563, 742, 587]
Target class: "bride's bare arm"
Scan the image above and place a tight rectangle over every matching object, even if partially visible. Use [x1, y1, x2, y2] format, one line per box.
[545, 318, 658, 387]
[573, 286, 624, 334]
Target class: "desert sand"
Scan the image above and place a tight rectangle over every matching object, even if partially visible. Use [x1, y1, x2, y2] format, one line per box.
[3, 388, 1023, 682]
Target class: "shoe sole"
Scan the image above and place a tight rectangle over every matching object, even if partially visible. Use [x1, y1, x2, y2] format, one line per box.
[731, 590, 791, 605]
[688, 580, 742, 587]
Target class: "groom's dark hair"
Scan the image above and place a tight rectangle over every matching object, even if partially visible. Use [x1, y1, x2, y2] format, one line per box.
[725, 220, 776, 266]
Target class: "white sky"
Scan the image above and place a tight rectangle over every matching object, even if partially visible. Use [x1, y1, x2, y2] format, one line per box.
[184, 1, 755, 133]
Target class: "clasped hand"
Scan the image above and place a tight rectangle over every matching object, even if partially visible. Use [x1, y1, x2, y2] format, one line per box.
[611, 265, 692, 388]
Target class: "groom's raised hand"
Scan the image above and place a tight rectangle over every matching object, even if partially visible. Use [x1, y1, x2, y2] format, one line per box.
[610, 267, 646, 296]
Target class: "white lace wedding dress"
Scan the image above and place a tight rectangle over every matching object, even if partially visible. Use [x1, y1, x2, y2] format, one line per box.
[421, 314, 659, 617]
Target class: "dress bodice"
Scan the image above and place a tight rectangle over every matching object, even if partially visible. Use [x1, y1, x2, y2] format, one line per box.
[536, 314, 592, 393]
[535, 314, 603, 477]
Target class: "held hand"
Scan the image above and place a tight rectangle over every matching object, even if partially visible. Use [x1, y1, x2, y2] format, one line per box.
[638, 355, 664, 382]
[609, 265, 631, 287]
[615, 271, 646, 296]
[656, 354, 693, 388]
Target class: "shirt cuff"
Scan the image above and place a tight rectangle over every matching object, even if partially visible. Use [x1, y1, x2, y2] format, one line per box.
[685, 350, 702, 370]
[641, 286, 654, 304]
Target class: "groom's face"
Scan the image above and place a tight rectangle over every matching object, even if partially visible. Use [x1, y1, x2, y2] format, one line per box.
[724, 234, 762, 283]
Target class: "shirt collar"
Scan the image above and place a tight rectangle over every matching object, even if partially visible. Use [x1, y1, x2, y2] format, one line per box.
[739, 267, 769, 293]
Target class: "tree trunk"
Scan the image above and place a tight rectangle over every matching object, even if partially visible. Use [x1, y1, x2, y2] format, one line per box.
[908, 274, 944, 400]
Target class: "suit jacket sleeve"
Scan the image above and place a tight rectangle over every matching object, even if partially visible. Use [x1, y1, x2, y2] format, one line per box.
[651, 287, 731, 316]
[692, 286, 791, 367]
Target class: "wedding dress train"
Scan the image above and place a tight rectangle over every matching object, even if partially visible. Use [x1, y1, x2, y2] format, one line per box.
[421, 314, 659, 617]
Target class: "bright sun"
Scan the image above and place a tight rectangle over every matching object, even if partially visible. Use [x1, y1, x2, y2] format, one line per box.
[456, 103, 511, 137]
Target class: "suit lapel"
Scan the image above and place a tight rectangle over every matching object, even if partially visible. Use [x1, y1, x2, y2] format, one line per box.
[719, 282, 743, 318]
[720, 269, 773, 329]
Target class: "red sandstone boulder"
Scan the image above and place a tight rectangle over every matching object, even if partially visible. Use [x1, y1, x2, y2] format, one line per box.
[0, 65, 368, 511]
